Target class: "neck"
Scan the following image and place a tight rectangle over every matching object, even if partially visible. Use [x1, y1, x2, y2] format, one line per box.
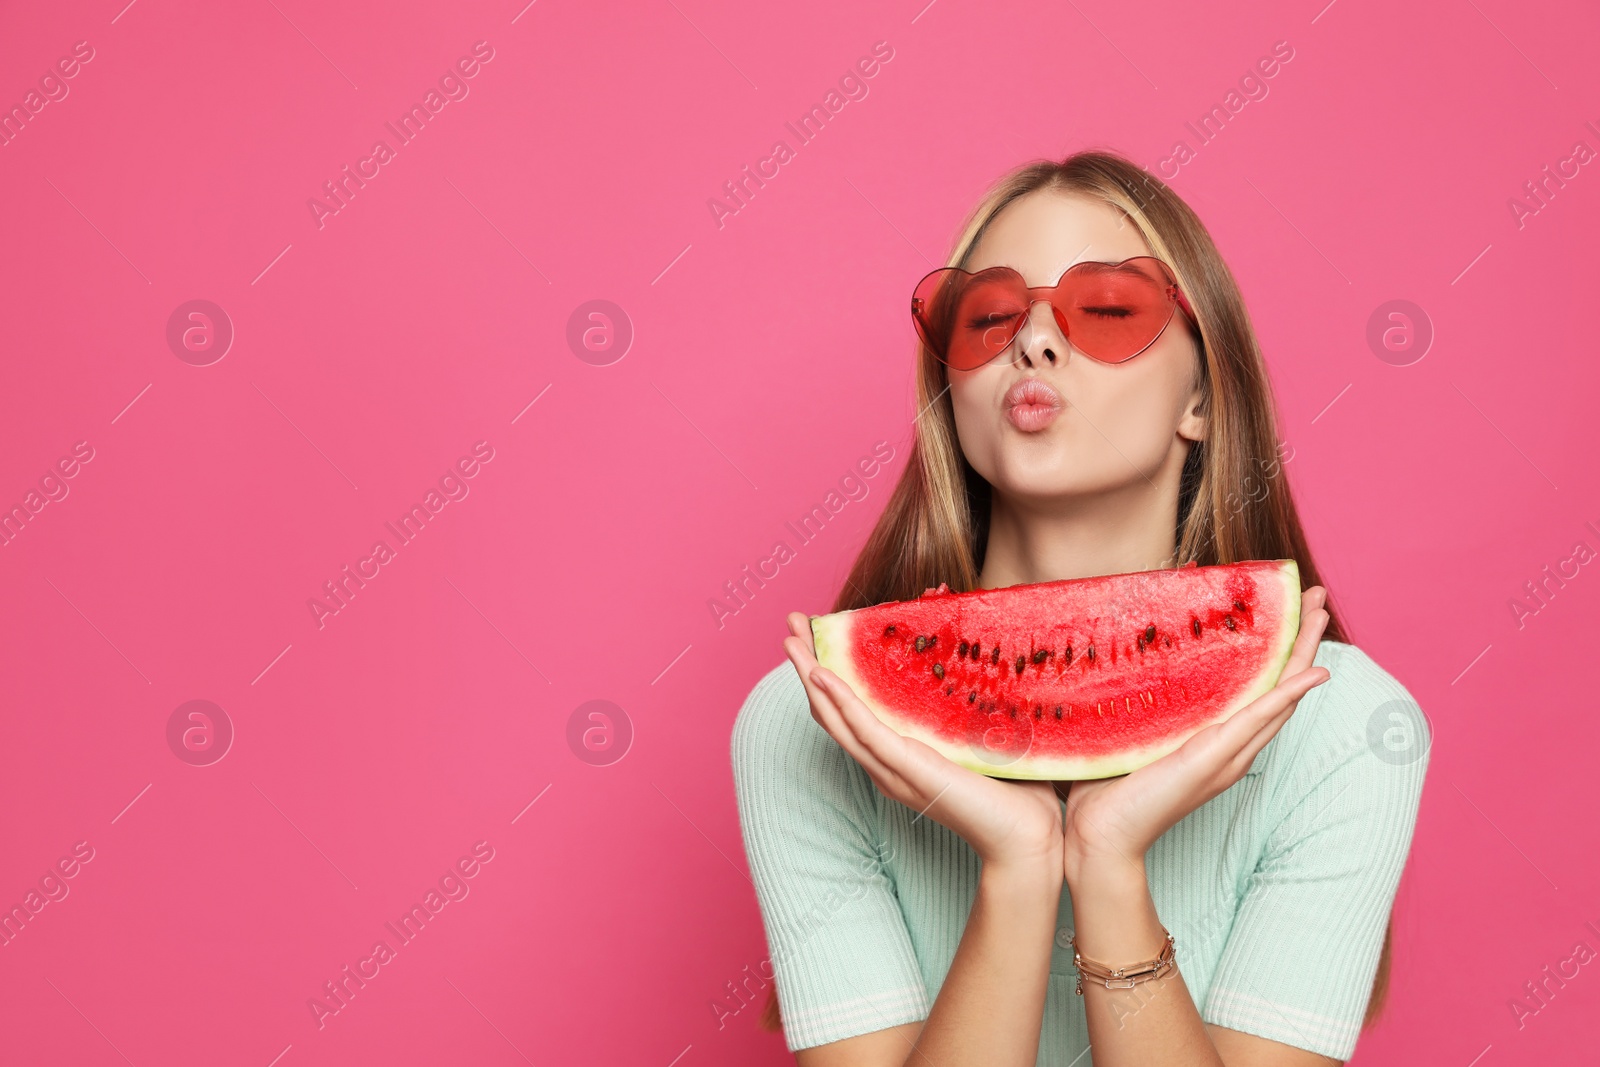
[975, 457, 1187, 590]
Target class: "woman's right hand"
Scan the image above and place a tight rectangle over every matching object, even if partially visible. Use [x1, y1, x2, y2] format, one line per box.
[783, 612, 1065, 874]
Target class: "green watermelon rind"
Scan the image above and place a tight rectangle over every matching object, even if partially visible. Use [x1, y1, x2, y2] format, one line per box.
[810, 560, 1303, 782]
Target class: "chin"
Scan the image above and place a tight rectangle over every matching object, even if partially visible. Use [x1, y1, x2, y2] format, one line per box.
[990, 450, 1140, 500]
[986, 462, 1087, 500]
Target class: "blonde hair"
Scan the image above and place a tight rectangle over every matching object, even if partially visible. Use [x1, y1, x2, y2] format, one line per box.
[760, 148, 1395, 1034]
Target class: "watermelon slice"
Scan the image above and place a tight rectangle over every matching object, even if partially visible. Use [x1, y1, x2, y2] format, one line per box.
[810, 560, 1302, 780]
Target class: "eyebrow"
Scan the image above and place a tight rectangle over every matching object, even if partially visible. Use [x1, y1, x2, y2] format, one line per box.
[1072, 259, 1146, 275]
[969, 259, 1149, 285]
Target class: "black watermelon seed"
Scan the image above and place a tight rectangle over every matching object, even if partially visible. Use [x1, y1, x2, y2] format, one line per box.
[1053, 705, 1063, 719]
[1014, 655, 1026, 676]
[927, 635, 937, 647]
[1008, 706, 1017, 719]
[991, 646, 1001, 665]
[1163, 635, 1172, 648]
[968, 692, 976, 703]
[1032, 649, 1048, 664]
[1224, 615, 1236, 631]
[1087, 645, 1096, 662]
[914, 635, 927, 652]
[1191, 618, 1202, 637]
[885, 624, 896, 635]
[1064, 645, 1073, 665]
[1234, 600, 1247, 612]
[958, 640, 969, 656]
[1033, 706, 1042, 719]
[944, 685, 953, 696]
[932, 663, 945, 679]
[1144, 625, 1156, 644]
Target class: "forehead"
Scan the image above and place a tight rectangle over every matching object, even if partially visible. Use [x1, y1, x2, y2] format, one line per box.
[965, 189, 1154, 284]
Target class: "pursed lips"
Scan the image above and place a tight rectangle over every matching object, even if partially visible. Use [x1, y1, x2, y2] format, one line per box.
[1003, 377, 1062, 411]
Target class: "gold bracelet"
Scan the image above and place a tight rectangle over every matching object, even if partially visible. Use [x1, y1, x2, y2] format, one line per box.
[1066, 926, 1177, 996]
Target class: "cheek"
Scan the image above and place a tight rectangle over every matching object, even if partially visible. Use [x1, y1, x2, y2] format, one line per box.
[1088, 341, 1195, 425]
[1082, 364, 1160, 426]
[947, 376, 1000, 465]
[1049, 359, 1194, 481]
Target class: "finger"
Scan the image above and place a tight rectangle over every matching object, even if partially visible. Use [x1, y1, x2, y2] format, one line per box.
[1259, 665, 1331, 723]
[782, 636, 823, 707]
[1223, 665, 1330, 747]
[784, 630, 841, 711]
[1292, 596, 1327, 653]
[786, 641, 875, 765]
[798, 660, 916, 794]
[781, 633, 925, 801]
[783, 631, 819, 676]
[809, 668, 996, 817]
[1278, 664, 1331, 712]
[1212, 662, 1328, 742]
[1158, 660, 1330, 786]
[785, 636, 846, 736]
[1282, 605, 1330, 678]
[810, 666, 955, 797]
[1303, 586, 1327, 627]
[808, 666, 906, 768]
[1226, 666, 1330, 774]
[787, 612, 817, 657]
[797, 667, 913, 798]
[811, 665, 908, 760]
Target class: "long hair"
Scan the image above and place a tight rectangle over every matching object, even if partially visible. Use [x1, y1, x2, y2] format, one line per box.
[759, 149, 1395, 1035]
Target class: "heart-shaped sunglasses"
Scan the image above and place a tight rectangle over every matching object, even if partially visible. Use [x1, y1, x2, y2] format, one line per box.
[911, 256, 1198, 371]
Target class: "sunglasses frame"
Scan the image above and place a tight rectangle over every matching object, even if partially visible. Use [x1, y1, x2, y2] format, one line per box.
[910, 255, 1199, 370]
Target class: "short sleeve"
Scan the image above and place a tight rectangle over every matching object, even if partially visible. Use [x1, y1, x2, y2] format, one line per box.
[730, 662, 931, 1051]
[1202, 643, 1430, 1060]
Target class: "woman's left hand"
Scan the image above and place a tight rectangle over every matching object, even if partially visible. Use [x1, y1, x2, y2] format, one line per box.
[1059, 586, 1333, 887]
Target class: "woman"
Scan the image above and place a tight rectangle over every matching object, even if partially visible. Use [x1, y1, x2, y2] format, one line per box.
[730, 151, 1429, 1066]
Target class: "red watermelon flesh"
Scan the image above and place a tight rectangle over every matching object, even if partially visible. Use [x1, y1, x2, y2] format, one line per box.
[810, 560, 1301, 780]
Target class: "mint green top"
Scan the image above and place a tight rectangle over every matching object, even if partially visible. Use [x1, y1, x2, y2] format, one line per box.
[730, 639, 1429, 1062]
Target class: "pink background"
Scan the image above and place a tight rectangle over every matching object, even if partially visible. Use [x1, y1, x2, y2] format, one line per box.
[1, 0, 1597, 1062]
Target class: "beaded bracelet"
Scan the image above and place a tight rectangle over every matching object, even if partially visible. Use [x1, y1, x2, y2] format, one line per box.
[1066, 926, 1177, 995]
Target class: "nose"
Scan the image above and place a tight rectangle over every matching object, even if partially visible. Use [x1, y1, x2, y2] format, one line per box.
[1014, 299, 1067, 367]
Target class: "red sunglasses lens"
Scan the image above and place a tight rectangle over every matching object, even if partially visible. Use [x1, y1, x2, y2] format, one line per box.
[911, 268, 1027, 371]
[912, 258, 1182, 369]
[1060, 259, 1181, 364]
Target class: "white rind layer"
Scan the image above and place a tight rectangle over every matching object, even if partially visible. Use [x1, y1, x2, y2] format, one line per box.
[810, 560, 1303, 781]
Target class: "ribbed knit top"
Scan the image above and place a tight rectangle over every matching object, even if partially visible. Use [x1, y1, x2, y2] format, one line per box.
[730, 639, 1429, 1062]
